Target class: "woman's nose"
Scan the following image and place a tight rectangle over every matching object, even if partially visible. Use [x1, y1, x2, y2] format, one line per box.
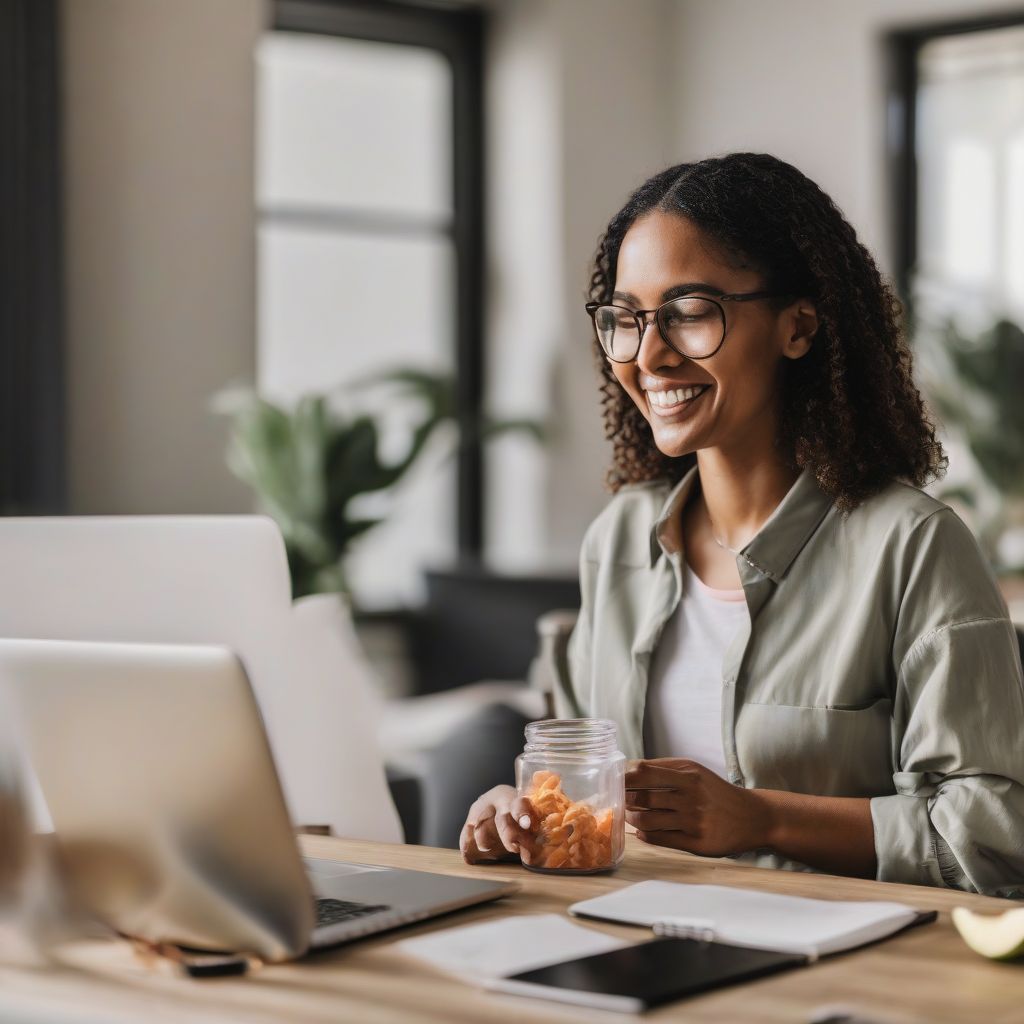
[636, 318, 684, 376]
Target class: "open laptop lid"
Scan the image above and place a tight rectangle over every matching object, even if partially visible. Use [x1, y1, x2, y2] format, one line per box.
[0, 638, 314, 961]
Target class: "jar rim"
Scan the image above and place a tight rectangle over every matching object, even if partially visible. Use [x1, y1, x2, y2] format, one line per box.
[524, 718, 619, 756]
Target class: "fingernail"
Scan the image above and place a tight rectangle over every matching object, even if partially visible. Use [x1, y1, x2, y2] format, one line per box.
[477, 841, 490, 851]
[518, 814, 531, 828]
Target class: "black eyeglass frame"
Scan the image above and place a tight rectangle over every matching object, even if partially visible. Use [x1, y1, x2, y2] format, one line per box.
[584, 290, 787, 363]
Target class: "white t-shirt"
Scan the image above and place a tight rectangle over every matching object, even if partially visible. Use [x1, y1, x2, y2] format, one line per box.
[642, 563, 748, 778]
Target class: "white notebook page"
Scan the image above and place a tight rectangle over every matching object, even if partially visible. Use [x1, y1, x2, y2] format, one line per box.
[570, 881, 921, 958]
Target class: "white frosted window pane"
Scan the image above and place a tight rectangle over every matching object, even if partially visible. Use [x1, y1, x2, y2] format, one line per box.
[943, 141, 995, 286]
[258, 225, 453, 402]
[257, 32, 452, 217]
[345, 432, 457, 610]
[258, 224, 455, 606]
[916, 26, 1024, 313]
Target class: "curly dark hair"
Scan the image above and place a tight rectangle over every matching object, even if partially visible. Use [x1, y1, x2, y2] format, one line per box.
[588, 153, 946, 512]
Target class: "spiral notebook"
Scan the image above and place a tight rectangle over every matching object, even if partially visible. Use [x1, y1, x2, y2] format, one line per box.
[569, 881, 937, 960]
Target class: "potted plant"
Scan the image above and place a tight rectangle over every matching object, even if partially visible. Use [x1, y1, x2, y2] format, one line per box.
[213, 370, 542, 602]
[915, 314, 1024, 619]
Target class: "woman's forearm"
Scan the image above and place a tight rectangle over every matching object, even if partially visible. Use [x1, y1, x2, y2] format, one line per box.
[750, 789, 878, 878]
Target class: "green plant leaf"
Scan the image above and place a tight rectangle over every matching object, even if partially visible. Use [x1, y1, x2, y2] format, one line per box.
[213, 369, 546, 602]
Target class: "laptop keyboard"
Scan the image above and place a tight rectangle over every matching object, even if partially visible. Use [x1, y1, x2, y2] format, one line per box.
[314, 897, 391, 929]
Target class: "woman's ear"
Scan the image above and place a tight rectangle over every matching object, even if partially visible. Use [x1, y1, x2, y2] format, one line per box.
[782, 300, 818, 360]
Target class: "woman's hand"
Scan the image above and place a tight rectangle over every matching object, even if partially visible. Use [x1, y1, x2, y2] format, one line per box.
[459, 785, 540, 865]
[625, 758, 771, 857]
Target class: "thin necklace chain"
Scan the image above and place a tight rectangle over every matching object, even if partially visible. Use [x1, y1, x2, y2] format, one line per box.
[709, 521, 748, 556]
[698, 484, 750, 556]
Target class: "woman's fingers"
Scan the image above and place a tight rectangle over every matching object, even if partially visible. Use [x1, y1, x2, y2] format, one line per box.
[495, 796, 539, 855]
[494, 811, 521, 854]
[473, 816, 501, 854]
[466, 795, 498, 824]
[625, 787, 688, 811]
[461, 819, 502, 862]
[634, 828, 699, 852]
[460, 821, 490, 863]
[460, 815, 503, 863]
[459, 821, 478, 860]
[510, 795, 538, 831]
[625, 808, 696, 832]
[625, 760, 702, 790]
[460, 786, 537, 865]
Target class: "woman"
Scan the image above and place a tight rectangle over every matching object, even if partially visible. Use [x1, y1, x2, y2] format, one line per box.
[461, 153, 1024, 895]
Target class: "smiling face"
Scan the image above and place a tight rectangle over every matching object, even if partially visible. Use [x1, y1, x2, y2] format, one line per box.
[609, 210, 809, 462]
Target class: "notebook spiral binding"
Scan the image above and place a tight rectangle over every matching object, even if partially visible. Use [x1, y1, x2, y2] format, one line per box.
[652, 918, 819, 962]
[652, 918, 718, 944]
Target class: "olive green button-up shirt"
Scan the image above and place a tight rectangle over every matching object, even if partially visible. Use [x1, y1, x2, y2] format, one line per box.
[554, 465, 1024, 897]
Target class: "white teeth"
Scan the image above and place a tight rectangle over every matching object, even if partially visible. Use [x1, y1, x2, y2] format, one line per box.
[647, 385, 707, 408]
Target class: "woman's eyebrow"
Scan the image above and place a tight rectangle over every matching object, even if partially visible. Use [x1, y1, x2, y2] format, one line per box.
[611, 282, 726, 306]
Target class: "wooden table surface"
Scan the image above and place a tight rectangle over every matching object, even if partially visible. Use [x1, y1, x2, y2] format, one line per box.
[1, 834, 1022, 1023]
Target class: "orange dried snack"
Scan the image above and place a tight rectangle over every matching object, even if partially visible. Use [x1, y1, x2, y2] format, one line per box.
[543, 846, 570, 869]
[575, 814, 597, 839]
[561, 803, 590, 824]
[533, 795, 565, 819]
[569, 845, 591, 869]
[526, 771, 616, 871]
[534, 773, 561, 794]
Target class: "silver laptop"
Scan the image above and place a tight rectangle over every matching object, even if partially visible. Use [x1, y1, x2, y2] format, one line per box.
[0, 638, 516, 962]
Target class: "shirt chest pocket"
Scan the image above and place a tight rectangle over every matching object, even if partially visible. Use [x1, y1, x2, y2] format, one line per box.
[734, 698, 895, 797]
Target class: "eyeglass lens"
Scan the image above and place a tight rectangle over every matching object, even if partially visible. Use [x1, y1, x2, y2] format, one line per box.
[593, 297, 724, 361]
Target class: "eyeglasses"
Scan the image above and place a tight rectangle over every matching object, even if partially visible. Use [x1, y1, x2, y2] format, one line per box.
[584, 291, 785, 363]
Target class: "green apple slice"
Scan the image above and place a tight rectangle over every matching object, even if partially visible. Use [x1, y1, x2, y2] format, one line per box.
[952, 906, 1024, 960]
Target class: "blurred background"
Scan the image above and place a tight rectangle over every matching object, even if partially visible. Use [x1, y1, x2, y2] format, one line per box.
[3, 0, 1023, 843]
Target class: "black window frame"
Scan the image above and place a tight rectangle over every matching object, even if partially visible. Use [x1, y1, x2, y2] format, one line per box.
[0, 0, 65, 514]
[887, 10, 1024, 314]
[270, 0, 487, 561]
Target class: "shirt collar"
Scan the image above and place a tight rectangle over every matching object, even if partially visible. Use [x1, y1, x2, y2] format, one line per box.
[649, 465, 835, 580]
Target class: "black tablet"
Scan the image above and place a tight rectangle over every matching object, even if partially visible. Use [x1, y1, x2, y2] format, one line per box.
[489, 936, 809, 1013]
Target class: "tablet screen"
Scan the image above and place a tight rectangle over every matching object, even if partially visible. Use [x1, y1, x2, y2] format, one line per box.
[501, 937, 807, 1011]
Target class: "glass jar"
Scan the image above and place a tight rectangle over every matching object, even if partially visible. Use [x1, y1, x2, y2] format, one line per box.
[515, 718, 626, 874]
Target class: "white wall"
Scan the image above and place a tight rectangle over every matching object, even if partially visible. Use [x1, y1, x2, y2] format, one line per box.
[63, 0, 266, 514]
[483, 0, 675, 572]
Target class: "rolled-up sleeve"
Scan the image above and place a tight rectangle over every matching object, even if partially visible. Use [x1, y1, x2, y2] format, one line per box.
[873, 510, 1024, 896]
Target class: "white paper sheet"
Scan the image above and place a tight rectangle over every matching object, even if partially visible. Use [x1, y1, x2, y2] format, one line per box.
[397, 913, 632, 982]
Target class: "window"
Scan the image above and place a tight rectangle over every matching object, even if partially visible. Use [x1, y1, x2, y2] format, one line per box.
[256, 1, 484, 608]
[889, 14, 1024, 571]
[890, 15, 1024, 317]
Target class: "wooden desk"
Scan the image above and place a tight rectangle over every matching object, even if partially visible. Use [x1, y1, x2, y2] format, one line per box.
[1, 835, 1021, 1023]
